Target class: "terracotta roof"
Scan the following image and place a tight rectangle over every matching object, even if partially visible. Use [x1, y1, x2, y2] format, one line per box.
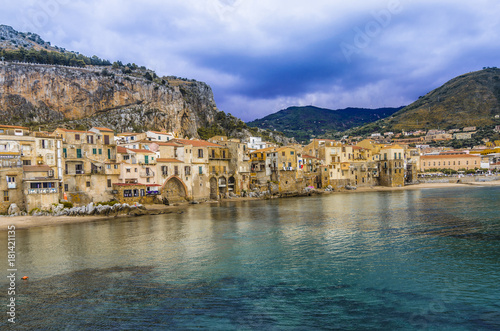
[117, 146, 128, 154]
[127, 148, 155, 154]
[157, 158, 182, 163]
[421, 154, 481, 159]
[146, 184, 161, 187]
[154, 142, 183, 146]
[23, 165, 52, 172]
[173, 138, 223, 148]
[92, 127, 114, 132]
[0, 124, 29, 130]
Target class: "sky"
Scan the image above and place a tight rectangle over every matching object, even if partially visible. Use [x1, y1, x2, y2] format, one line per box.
[1, 0, 500, 121]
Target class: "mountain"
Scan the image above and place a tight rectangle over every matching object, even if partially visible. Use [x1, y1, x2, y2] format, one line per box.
[246, 106, 403, 142]
[352, 68, 500, 135]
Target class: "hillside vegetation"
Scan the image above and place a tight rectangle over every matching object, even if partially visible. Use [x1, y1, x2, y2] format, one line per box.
[356, 68, 500, 134]
[247, 106, 403, 142]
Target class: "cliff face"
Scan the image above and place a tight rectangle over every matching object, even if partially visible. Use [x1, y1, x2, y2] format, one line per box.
[0, 62, 219, 136]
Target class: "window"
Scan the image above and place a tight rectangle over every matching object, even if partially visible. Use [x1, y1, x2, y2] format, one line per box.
[64, 184, 69, 192]
[212, 166, 216, 173]
[75, 134, 80, 140]
[146, 178, 150, 183]
[199, 166, 203, 174]
[135, 168, 138, 172]
[161, 166, 168, 176]
[23, 160, 31, 166]
[185, 166, 191, 175]
[108, 149, 111, 159]
[384, 153, 387, 160]
[223, 166, 226, 173]
[63, 148, 67, 158]
[77, 149, 82, 158]
[175, 166, 179, 176]
[198, 149, 203, 158]
[282, 152, 285, 156]
[99, 149, 102, 155]
[104, 135, 110, 144]
[86, 181, 91, 187]
[290, 151, 294, 155]
[114, 164, 118, 169]
[87, 135, 94, 144]
[124, 190, 132, 197]
[93, 148, 97, 155]
[3, 191, 8, 202]
[223, 150, 226, 158]
[107, 164, 111, 169]
[126, 168, 131, 173]
[212, 150, 215, 158]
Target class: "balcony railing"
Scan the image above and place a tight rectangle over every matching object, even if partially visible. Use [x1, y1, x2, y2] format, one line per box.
[140, 171, 155, 178]
[28, 188, 58, 194]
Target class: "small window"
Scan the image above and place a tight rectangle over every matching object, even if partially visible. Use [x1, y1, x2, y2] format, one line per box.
[198, 149, 204, 158]
[3, 191, 9, 202]
[64, 184, 69, 192]
[199, 166, 203, 175]
[86, 181, 91, 187]
[75, 134, 80, 140]
[107, 179, 111, 188]
[93, 148, 97, 155]
[126, 168, 131, 173]
[99, 149, 102, 155]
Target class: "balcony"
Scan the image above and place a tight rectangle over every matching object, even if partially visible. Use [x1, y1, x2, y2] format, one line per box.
[66, 170, 85, 175]
[28, 188, 57, 194]
[140, 171, 155, 178]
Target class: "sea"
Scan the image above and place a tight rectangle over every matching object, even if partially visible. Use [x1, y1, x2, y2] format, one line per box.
[1, 186, 499, 330]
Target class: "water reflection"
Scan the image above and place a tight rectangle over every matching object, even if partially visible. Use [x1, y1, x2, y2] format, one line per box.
[1, 187, 499, 329]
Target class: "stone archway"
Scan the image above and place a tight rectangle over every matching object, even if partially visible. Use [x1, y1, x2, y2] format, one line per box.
[218, 176, 227, 197]
[162, 177, 187, 203]
[228, 176, 235, 193]
[209, 177, 218, 200]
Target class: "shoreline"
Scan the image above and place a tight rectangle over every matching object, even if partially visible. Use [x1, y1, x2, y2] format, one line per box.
[2, 181, 499, 231]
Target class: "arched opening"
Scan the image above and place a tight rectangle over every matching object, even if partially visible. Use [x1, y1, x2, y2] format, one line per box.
[228, 176, 235, 193]
[218, 176, 227, 197]
[162, 177, 187, 203]
[210, 177, 218, 200]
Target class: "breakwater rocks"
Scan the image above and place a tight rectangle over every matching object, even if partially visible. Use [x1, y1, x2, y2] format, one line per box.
[4, 202, 154, 217]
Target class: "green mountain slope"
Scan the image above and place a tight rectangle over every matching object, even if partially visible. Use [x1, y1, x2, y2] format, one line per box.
[357, 68, 500, 134]
[247, 106, 403, 142]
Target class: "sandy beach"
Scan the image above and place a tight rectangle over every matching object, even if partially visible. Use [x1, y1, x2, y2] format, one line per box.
[1, 181, 499, 231]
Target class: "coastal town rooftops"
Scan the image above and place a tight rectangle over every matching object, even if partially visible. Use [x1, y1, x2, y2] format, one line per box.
[172, 138, 223, 148]
[154, 142, 183, 146]
[117, 146, 155, 154]
[0, 124, 29, 130]
[91, 127, 114, 132]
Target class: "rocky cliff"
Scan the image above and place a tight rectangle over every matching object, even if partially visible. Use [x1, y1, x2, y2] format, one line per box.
[0, 62, 219, 136]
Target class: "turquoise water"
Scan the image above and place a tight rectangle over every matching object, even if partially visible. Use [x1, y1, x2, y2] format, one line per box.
[2, 187, 499, 329]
